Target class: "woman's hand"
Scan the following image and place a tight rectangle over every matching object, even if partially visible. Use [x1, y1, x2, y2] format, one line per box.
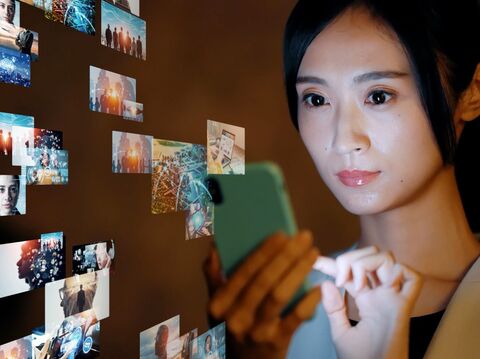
[315, 247, 423, 359]
[204, 231, 321, 359]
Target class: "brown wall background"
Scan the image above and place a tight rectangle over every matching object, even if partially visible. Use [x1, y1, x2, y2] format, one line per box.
[0, 0, 394, 356]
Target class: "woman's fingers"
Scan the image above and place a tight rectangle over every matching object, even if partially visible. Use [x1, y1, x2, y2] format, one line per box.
[209, 232, 287, 320]
[321, 280, 351, 341]
[398, 263, 423, 303]
[258, 246, 319, 322]
[203, 246, 226, 297]
[350, 252, 395, 291]
[276, 286, 322, 348]
[335, 246, 379, 287]
[226, 231, 314, 340]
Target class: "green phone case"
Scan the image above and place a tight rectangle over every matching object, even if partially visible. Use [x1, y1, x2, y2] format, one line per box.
[208, 162, 309, 314]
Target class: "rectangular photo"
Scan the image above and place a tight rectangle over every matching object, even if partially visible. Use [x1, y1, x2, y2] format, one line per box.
[185, 202, 214, 240]
[34, 127, 63, 149]
[44, 0, 95, 36]
[123, 99, 143, 122]
[193, 323, 226, 359]
[105, 0, 139, 17]
[101, 0, 146, 60]
[0, 111, 34, 157]
[112, 131, 152, 174]
[0, 45, 30, 87]
[207, 119, 245, 175]
[0, 174, 26, 216]
[73, 239, 115, 275]
[22, 148, 69, 185]
[32, 312, 100, 358]
[45, 269, 110, 333]
[0, 335, 32, 359]
[0, 233, 65, 298]
[140, 315, 180, 359]
[11, 125, 34, 165]
[0, 24, 39, 62]
[90, 65, 137, 116]
[151, 140, 209, 214]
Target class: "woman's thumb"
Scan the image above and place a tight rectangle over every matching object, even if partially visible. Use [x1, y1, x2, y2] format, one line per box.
[321, 280, 351, 341]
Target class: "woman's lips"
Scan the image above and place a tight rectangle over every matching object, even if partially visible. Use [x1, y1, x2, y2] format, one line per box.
[336, 170, 381, 187]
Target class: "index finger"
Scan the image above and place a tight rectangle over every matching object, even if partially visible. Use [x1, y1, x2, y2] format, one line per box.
[209, 232, 288, 319]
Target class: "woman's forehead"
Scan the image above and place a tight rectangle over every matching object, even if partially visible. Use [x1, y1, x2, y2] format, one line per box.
[299, 7, 410, 78]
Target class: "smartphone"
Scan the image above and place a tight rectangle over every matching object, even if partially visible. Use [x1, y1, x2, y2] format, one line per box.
[207, 162, 309, 314]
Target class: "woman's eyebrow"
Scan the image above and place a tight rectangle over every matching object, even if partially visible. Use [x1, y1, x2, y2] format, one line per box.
[296, 71, 408, 86]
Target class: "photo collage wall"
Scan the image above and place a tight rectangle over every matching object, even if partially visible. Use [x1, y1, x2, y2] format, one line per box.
[1, 0, 243, 357]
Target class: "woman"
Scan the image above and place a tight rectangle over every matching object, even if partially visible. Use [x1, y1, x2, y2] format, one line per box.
[0, 174, 21, 216]
[204, 1, 480, 358]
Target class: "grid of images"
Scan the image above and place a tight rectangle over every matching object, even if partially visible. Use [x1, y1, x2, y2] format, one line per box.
[140, 316, 225, 359]
[0, 232, 65, 298]
[112, 131, 152, 174]
[207, 119, 245, 175]
[101, 0, 146, 60]
[73, 240, 115, 275]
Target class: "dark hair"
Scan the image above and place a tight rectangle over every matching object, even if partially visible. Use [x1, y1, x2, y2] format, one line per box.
[283, 0, 479, 165]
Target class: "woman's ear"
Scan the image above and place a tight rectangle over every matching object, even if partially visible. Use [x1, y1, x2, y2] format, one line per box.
[454, 63, 480, 123]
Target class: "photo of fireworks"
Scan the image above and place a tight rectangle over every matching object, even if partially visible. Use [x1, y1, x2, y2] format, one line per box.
[101, 0, 146, 60]
[112, 131, 152, 174]
[44, 0, 95, 36]
[151, 140, 211, 214]
[90, 65, 137, 117]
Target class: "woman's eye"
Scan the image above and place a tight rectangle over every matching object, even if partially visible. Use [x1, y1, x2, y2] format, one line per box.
[303, 93, 329, 108]
[366, 90, 393, 105]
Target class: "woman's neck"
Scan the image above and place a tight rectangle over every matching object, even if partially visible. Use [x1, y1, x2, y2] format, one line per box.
[358, 166, 480, 281]
[354, 166, 480, 316]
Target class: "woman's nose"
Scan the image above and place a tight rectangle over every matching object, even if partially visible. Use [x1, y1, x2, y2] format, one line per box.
[332, 103, 371, 156]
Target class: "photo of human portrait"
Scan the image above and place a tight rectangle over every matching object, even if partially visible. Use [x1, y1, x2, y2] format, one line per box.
[207, 120, 245, 175]
[0, 111, 34, 157]
[151, 140, 210, 214]
[0, 335, 32, 359]
[139, 315, 180, 359]
[72, 240, 115, 275]
[22, 148, 69, 185]
[89, 65, 137, 116]
[192, 323, 225, 359]
[0, 174, 25, 216]
[178, 329, 198, 359]
[44, 0, 95, 36]
[112, 131, 152, 174]
[101, 0, 146, 60]
[0, 45, 30, 87]
[0, 233, 65, 299]
[105, 0, 139, 17]
[0, 0, 40, 61]
[185, 202, 214, 240]
[32, 313, 100, 359]
[45, 269, 110, 333]
[123, 99, 143, 122]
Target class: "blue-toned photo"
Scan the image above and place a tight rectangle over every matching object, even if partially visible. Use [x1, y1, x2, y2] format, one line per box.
[22, 148, 69, 185]
[45, 0, 95, 36]
[0, 111, 34, 157]
[101, 0, 146, 60]
[0, 45, 31, 87]
[193, 323, 226, 359]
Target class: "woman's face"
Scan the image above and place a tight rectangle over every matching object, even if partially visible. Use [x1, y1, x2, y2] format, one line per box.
[296, 7, 443, 215]
[0, 175, 19, 216]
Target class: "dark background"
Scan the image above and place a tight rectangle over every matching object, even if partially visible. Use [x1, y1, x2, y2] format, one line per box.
[0, 1, 478, 358]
